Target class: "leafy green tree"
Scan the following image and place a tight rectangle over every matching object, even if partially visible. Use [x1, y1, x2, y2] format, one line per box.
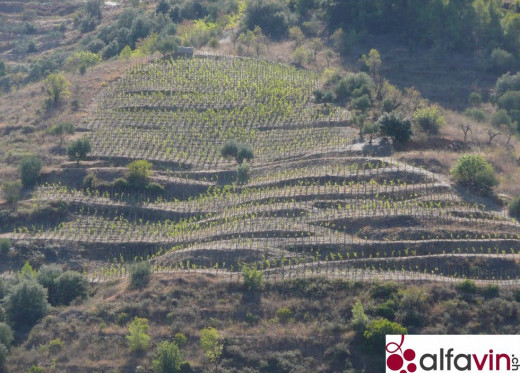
[413, 106, 446, 134]
[378, 113, 412, 145]
[20, 155, 42, 188]
[221, 142, 253, 165]
[244, 0, 289, 39]
[156, 38, 178, 57]
[363, 319, 406, 351]
[37, 264, 63, 305]
[47, 122, 75, 147]
[362, 122, 379, 144]
[450, 154, 498, 193]
[236, 145, 254, 164]
[55, 271, 88, 305]
[237, 163, 251, 184]
[153, 341, 183, 373]
[129, 261, 151, 288]
[288, 26, 304, 46]
[126, 317, 151, 353]
[2, 181, 22, 208]
[200, 327, 223, 373]
[351, 300, 369, 331]
[67, 138, 91, 164]
[5, 279, 50, 329]
[127, 160, 153, 188]
[44, 73, 70, 107]
[490, 109, 512, 128]
[0, 323, 13, 349]
[242, 264, 263, 292]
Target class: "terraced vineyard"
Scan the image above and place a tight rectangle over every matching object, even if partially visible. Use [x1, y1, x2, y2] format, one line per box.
[8, 55, 520, 285]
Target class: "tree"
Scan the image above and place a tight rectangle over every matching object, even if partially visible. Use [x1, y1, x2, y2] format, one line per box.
[309, 37, 323, 63]
[127, 160, 153, 188]
[351, 300, 369, 331]
[412, 106, 446, 134]
[450, 154, 498, 194]
[362, 49, 381, 81]
[44, 73, 70, 107]
[20, 155, 43, 188]
[5, 279, 50, 329]
[0, 238, 10, 256]
[156, 38, 178, 57]
[242, 264, 263, 292]
[55, 271, 88, 305]
[236, 145, 254, 164]
[221, 141, 253, 165]
[363, 318, 406, 352]
[126, 317, 151, 353]
[0, 323, 13, 349]
[362, 122, 379, 144]
[2, 180, 22, 208]
[67, 138, 91, 164]
[37, 264, 63, 305]
[153, 341, 183, 373]
[129, 261, 151, 289]
[200, 327, 223, 373]
[288, 26, 304, 46]
[244, 0, 289, 39]
[47, 122, 75, 147]
[237, 163, 251, 185]
[378, 113, 412, 145]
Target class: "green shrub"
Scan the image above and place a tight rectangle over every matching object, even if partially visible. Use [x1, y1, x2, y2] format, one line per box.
[498, 90, 520, 112]
[450, 154, 498, 193]
[456, 279, 477, 294]
[351, 94, 372, 111]
[276, 307, 293, 324]
[0, 239, 10, 256]
[0, 323, 13, 349]
[36, 264, 63, 305]
[236, 146, 254, 165]
[480, 284, 499, 299]
[0, 343, 7, 369]
[221, 141, 254, 165]
[153, 341, 183, 373]
[127, 160, 153, 188]
[351, 300, 368, 331]
[20, 155, 43, 188]
[67, 138, 91, 164]
[363, 319, 406, 351]
[5, 279, 50, 329]
[244, 0, 289, 39]
[362, 122, 379, 143]
[126, 317, 151, 353]
[413, 105, 446, 134]
[369, 282, 398, 299]
[509, 196, 520, 220]
[490, 48, 515, 73]
[378, 112, 412, 145]
[117, 312, 130, 326]
[468, 91, 482, 106]
[55, 271, 88, 305]
[2, 181, 22, 207]
[463, 108, 487, 122]
[490, 109, 512, 127]
[334, 72, 373, 102]
[28, 365, 45, 373]
[130, 261, 151, 289]
[242, 264, 263, 292]
[237, 163, 251, 185]
[48, 338, 64, 355]
[174, 332, 187, 347]
[375, 300, 396, 320]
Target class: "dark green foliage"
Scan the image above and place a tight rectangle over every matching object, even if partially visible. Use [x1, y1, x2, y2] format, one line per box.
[0, 323, 13, 349]
[67, 138, 91, 164]
[131, 17, 152, 44]
[363, 319, 407, 352]
[157, 38, 178, 56]
[0, 239, 9, 256]
[86, 38, 105, 53]
[463, 108, 487, 122]
[375, 300, 396, 320]
[244, 0, 289, 39]
[55, 271, 88, 305]
[221, 141, 238, 159]
[236, 145, 254, 165]
[351, 94, 371, 111]
[127, 160, 152, 188]
[0, 343, 7, 371]
[221, 141, 254, 165]
[0, 61, 6, 77]
[156, 0, 170, 14]
[378, 113, 412, 145]
[480, 284, 499, 299]
[334, 72, 373, 103]
[370, 282, 398, 299]
[47, 122, 75, 147]
[490, 109, 512, 127]
[1, 181, 21, 207]
[153, 341, 183, 373]
[237, 163, 251, 184]
[450, 154, 498, 193]
[102, 40, 120, 59]
[20, 155, 43, 188]
[457, 279, 477, 294]
[489, 48, 515, 73]
[494, 72, 520, 98]
[276, 307, 293, 324]
[130, 262, 151, 289]
[36, 264, 63, 305]
[5, 280, 49, 330]
[509, 196, 520, 220]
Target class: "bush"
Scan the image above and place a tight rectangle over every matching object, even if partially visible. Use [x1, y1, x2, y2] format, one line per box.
[5, 279, 50, 329]
[276, 307, 293, 324]
[48, 338, 64, 354]
[480, 284, 499, 299]
[0, 323, 13, 349]
[36, 264, 63, 305]
[221, 141, 254, 165]
[362, 122, 379, 143]
[153, 341, 183, 373]
[351, 94, 371, 111]
[413, 106, 446, 134]
[495, 72, 520, 98]
[0, 239, 10, 256]
[236, 146, 254, 165]
[127, 160, 152, 188]
[363, 319, 406, 351]
[0, 343, 7, 370]
[242, 264, 263, 292]
[351, 300, 368, 331]
[463, 108, 487, 122]
[490, 109, 512, 127]
[20, 155, 43, 188]
[55, 271, 88, 305]
[244, 0, 289, 39]
[44, 73, 70, 107]
[2, 181, 22, 207]
[47, 121, 75, 147]
[67, 138, 91, 164]
[221, 141, 238, 160]
[334, 72, 373, 102]
[174, 332, 187, 347]
[509, 196, 520, 220]
[490, 48, 515, 73]
[456, 279, 477, 294]
[237, 163, 251, 185]
[468, 91, 482, 106]
[378, 113, 412, 145]
[450, 154, 498, 193]
[126, 317, 151, 353]
[130, 261, 151, 289]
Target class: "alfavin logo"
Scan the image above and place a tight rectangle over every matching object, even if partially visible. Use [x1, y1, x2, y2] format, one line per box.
[385, 335, 520, 372]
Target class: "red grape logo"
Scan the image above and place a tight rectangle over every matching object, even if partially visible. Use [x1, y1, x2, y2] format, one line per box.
[386, 335, 417, 373]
